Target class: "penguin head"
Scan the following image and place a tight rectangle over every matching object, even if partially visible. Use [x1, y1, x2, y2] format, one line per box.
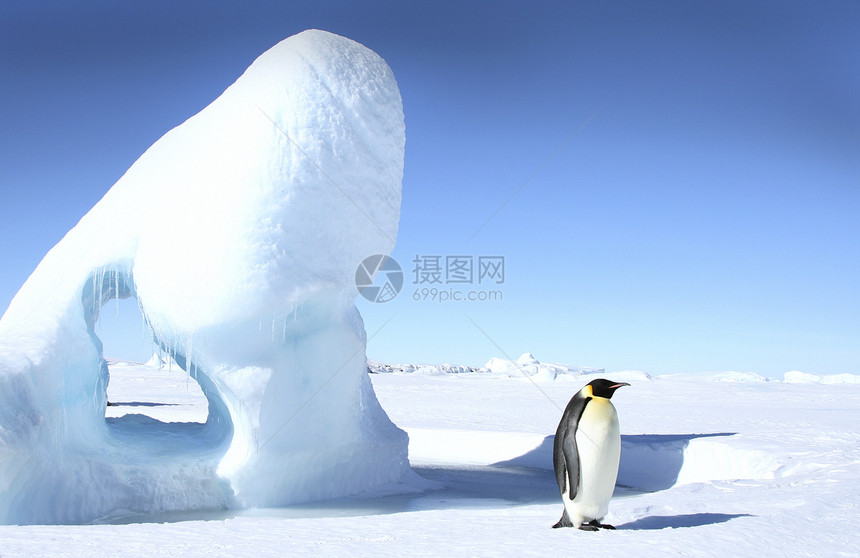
[586, 379, 630, 399]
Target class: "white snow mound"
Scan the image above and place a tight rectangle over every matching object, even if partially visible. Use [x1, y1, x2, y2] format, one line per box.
[484, 353, 604, 380]
[709, 371, 770, 383]
[144, 352, 180, 370]
[783, 370, 860, 384]
[0, 29, 407, 524]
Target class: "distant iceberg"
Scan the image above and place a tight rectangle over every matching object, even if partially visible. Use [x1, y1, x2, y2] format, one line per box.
[369, 353, 605, 380]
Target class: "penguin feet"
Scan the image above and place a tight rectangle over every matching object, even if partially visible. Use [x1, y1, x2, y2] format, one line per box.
[584, 519, 616, 530]
[552, 512, 573, 529]
[553, 512, 615, 531]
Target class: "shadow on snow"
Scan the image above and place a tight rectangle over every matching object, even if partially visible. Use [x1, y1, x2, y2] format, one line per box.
[617, 513, 754, 530]
[107, 401, 181, 408]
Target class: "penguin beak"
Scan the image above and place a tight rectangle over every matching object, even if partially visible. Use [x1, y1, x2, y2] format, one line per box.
[610, 382, 630, 390]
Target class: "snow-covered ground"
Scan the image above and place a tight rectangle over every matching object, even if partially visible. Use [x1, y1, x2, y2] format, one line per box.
[1, 359, 857, 557]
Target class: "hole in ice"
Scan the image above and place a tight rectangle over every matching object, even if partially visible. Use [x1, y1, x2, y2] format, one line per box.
[95, 295, 209, 424]
[103, 355, 210, 425]
[97, 297, 153, 364]
[79, 268, 232, 466]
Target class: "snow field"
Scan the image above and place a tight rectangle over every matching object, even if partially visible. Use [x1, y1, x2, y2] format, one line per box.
[4, 363, 853, 556]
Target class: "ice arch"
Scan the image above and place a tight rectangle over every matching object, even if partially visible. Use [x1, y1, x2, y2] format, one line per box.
[0, 30, 408, 524]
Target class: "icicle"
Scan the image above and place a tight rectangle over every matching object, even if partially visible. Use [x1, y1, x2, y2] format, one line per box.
[96, 268, 103, 309]
[97, 268, 104, 330]
[186, 332, 194, 381]
[192, 335, 196, 378]
[91, 268, 99, 319]
[114, 270, 120, 319]
[141, 304, 152, 357]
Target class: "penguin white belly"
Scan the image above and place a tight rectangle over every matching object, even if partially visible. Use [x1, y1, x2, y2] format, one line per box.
[563, 398, 621, 527]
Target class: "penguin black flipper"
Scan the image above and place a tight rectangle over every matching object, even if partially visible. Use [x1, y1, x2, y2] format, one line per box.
[553, 394, 591, 500]
[562, 421, 581, 500]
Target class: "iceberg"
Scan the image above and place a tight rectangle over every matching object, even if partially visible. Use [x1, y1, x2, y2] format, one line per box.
[0, 29, 408, 524]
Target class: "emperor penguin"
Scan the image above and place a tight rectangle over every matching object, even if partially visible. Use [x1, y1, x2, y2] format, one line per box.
[552, 378, 629, 530]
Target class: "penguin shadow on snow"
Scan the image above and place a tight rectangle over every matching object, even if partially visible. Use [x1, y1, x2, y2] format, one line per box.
[616, 512, 753, 530]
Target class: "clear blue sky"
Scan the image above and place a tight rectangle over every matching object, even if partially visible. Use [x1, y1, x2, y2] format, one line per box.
[1, 1, 858, 377]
